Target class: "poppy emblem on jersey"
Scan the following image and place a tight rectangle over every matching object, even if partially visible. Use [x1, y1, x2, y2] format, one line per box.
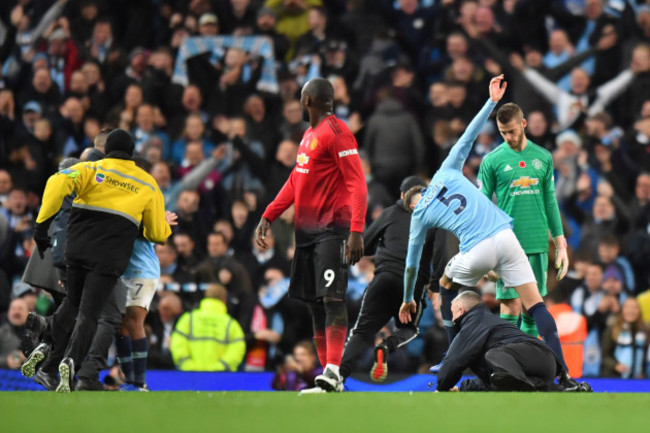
[519, 161, 526, 168]
[297, 153, 310, 166]
[96, 173, 105, 183]
[310, 138, 318, 151]
[510, 176, 539, 188]
[532, 159, 542, 170]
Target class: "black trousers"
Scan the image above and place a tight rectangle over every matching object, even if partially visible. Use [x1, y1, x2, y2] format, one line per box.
[485, 341, 558, 390]
[42, 265, 117, 373]
[339, 272, 426, 378]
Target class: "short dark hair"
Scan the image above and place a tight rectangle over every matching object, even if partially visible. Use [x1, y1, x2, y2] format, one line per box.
[302, 78, 334, 109]
[208, 231, 228, 245]
[599, 233, 620, 248]
[496, 103, 524, 124]
[403, 185, 425, 212]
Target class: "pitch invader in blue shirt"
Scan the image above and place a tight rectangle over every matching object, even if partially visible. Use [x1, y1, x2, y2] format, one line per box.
[399, 75, 571, 381]
[115, 158, 179, 391]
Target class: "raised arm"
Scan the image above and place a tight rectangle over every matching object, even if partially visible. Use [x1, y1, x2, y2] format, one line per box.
[588, 69, 634, 116]
[441, 75, 506, 171]
[522, 67, 565, 104]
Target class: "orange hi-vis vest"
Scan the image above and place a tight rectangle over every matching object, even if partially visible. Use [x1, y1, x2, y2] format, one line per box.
[549, 303, 588, 377]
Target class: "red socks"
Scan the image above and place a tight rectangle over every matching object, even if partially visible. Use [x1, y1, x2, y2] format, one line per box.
[313, 331, 327, 368]
[325, 325, 347, 366]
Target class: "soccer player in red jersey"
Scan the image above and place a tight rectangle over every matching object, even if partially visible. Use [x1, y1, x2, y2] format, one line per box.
[255, 78, 367, 393]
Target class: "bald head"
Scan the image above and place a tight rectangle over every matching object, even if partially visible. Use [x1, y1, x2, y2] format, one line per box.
[301, 78, 334, 111]
[205, 283, 228, 303]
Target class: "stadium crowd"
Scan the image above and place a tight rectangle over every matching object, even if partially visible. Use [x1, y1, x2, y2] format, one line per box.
[2, 0, 650, 387]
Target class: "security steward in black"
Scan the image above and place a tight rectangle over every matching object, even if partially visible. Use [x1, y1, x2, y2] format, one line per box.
[21, 129, 171, 393]
[339, 176, 447, 382]
[436, 291, 592, 392]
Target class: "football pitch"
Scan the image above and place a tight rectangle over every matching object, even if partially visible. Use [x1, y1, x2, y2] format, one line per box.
[3, 391, 646, 433]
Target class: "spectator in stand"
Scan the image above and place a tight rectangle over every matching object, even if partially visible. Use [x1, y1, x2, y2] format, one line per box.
[228, 198, 257, 256]
[106, 83, 143, 131]
[526, 111, 555, 152]
[237, 226, 290, 290]
[272, 340, 322, 391]
[195, 231, 256, 329]
[172, 231, 203, 271]
[363, 89, 425, 195]
[111, 47, 148, 107]
[132, 103, 170, 157]
[245, 268, 312, 371]
[0, 170, 13, 206]
[265, 0, 323, 59]
[567, 191, 629, 257]
[170, 114, 215, 165]
[279, 99, 308, 143]
[56, 97, 86, 156]
[44, 17, 83, 93]
[572, 263, 622, 337]
[0, 298, 28, 369]
[80, 61, 109, 120]
[601, 297, 648, 378]
[597, 234, 635, 294]
[170, 284, 245, 371]
[255, 7, 290, 61]
[146, 291, 184, 369]
[219, 0, 258, 35]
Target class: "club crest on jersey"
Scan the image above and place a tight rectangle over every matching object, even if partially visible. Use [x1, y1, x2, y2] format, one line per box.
[310, 138, 318, 151]
[510, 176, 539, 188]
[519, 161, 526, 168]
[297, 153, 310, 166]
[532, 159, 542, 170]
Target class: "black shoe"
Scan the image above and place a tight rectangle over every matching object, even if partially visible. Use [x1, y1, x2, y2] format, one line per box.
[562, 380, 593, 392]
[21, 342, 51, 378]
[490, 372, 536, 392]
[21, 312, 48, 357]
[75, 377, 106, 391]
[370, 343, 388, 382]
[558, 372, 590, 391]
[33, 369, 59, 391]
[56, 358, 75, 393]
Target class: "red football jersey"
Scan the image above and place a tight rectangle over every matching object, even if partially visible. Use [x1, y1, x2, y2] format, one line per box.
[262, 115, 367, 244]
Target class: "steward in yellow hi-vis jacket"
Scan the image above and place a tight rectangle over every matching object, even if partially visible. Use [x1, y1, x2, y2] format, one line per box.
[171, 284, 246, 372]
[22, 130, 172, 393]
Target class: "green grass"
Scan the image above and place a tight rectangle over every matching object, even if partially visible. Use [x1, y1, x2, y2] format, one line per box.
[2, 392, 646, 433]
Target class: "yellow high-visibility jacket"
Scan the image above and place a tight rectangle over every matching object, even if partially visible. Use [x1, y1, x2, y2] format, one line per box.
[36, 157, 171, 276]
[171, 298, 246, 371]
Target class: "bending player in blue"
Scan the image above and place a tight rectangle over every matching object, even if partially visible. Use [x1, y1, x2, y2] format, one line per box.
[399, 75, 581, 390]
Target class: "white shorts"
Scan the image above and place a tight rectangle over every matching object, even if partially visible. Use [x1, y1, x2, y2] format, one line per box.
[122, 277, 159, 310]
[444, 229, 536, 288]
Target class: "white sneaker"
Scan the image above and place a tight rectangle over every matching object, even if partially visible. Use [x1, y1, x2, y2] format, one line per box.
[298, 386, 328, 395]
[314, 367, 344, 392]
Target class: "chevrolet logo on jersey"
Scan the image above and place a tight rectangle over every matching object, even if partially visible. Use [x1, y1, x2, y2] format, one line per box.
[297, 153, 310, 166]
[510, 176, 539, 188]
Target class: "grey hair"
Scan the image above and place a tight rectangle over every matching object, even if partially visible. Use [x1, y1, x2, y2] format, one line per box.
[453, 290, 481, 311]
[58, 157, 80, 171]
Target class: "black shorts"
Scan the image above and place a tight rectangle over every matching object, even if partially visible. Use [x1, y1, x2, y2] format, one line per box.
[289, 238, 348, 302]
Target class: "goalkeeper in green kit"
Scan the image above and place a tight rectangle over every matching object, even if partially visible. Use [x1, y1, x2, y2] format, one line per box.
[477, 102, 569, 337]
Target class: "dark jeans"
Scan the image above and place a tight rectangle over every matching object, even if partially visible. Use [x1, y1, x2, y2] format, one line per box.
[339, 272, 426, 378]
[42, 265, 117, 374]
[485, 341, 558, 390]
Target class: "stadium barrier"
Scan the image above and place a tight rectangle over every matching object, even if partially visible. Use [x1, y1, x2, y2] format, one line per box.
[2, 369, 650, 392]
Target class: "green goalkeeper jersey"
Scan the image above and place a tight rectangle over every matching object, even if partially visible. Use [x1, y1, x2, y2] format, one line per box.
[477, 140, 563, 254]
